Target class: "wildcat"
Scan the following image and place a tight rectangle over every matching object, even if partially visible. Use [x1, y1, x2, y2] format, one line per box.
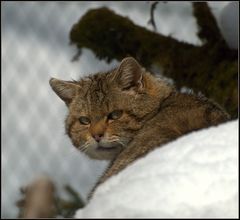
[49, 57, 230, 199]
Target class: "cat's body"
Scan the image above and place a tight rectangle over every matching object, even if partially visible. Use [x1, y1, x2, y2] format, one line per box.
[50, 57, 229, 200]
[89, 91, 229, 198]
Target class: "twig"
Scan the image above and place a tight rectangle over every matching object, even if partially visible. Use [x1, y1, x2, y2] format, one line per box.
[148, 1, 159, 31]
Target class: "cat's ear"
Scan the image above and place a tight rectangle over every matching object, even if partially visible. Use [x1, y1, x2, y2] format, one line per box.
[114, 57, 143, 91]
[49, 78, 79, 105]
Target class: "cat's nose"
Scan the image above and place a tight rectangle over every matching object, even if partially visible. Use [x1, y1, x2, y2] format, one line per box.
[92, 134, 103, 142]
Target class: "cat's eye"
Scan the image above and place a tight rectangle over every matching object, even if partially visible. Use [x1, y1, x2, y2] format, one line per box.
[79, 116, 91, 125]
[108, 110, 123, 120]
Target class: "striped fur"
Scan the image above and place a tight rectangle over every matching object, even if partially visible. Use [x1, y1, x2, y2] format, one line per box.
[50, 57, 230, 199]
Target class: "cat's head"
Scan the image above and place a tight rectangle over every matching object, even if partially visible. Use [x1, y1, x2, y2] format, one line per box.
[49, 57, 172, 160]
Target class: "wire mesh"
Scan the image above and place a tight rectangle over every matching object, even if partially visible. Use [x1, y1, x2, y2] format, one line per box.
[1, 2, 112, 218]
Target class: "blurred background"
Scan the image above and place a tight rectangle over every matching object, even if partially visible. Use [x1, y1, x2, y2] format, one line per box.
[1, 1, 235, 218]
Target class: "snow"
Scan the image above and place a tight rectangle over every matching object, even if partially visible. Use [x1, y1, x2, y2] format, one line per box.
[75, 120, 238, 218]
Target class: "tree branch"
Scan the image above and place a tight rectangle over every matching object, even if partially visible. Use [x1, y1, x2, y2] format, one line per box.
[69, 7, 238, 118]
[192, 2, 226, 45]
[16, 176, 57, 218]
[16, 177, 85, 218]
[69, 7, 195, 67]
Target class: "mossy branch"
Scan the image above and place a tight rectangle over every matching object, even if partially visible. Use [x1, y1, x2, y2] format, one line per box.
[69, 6, 238, 118]
[69, 7, 195, 67]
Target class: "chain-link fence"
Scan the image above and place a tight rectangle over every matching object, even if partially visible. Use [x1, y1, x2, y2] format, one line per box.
[1, 2, 229, 218]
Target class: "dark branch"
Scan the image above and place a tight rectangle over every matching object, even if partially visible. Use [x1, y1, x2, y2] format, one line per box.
[192, 2, 226, 46]
[70, 7, 195, 67]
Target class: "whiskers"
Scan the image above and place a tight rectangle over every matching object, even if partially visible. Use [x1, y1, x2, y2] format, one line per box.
[60, 140, 92, 161]
[116, 140, 127, 148]
[108, 138, 127, 148]
[77, 142, 90, 153]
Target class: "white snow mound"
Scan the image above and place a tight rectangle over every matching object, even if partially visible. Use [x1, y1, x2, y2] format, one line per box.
[75, 120, 238, 218]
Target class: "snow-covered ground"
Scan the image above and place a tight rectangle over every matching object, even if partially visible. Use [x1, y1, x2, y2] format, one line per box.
[75, 120, 238, 218]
